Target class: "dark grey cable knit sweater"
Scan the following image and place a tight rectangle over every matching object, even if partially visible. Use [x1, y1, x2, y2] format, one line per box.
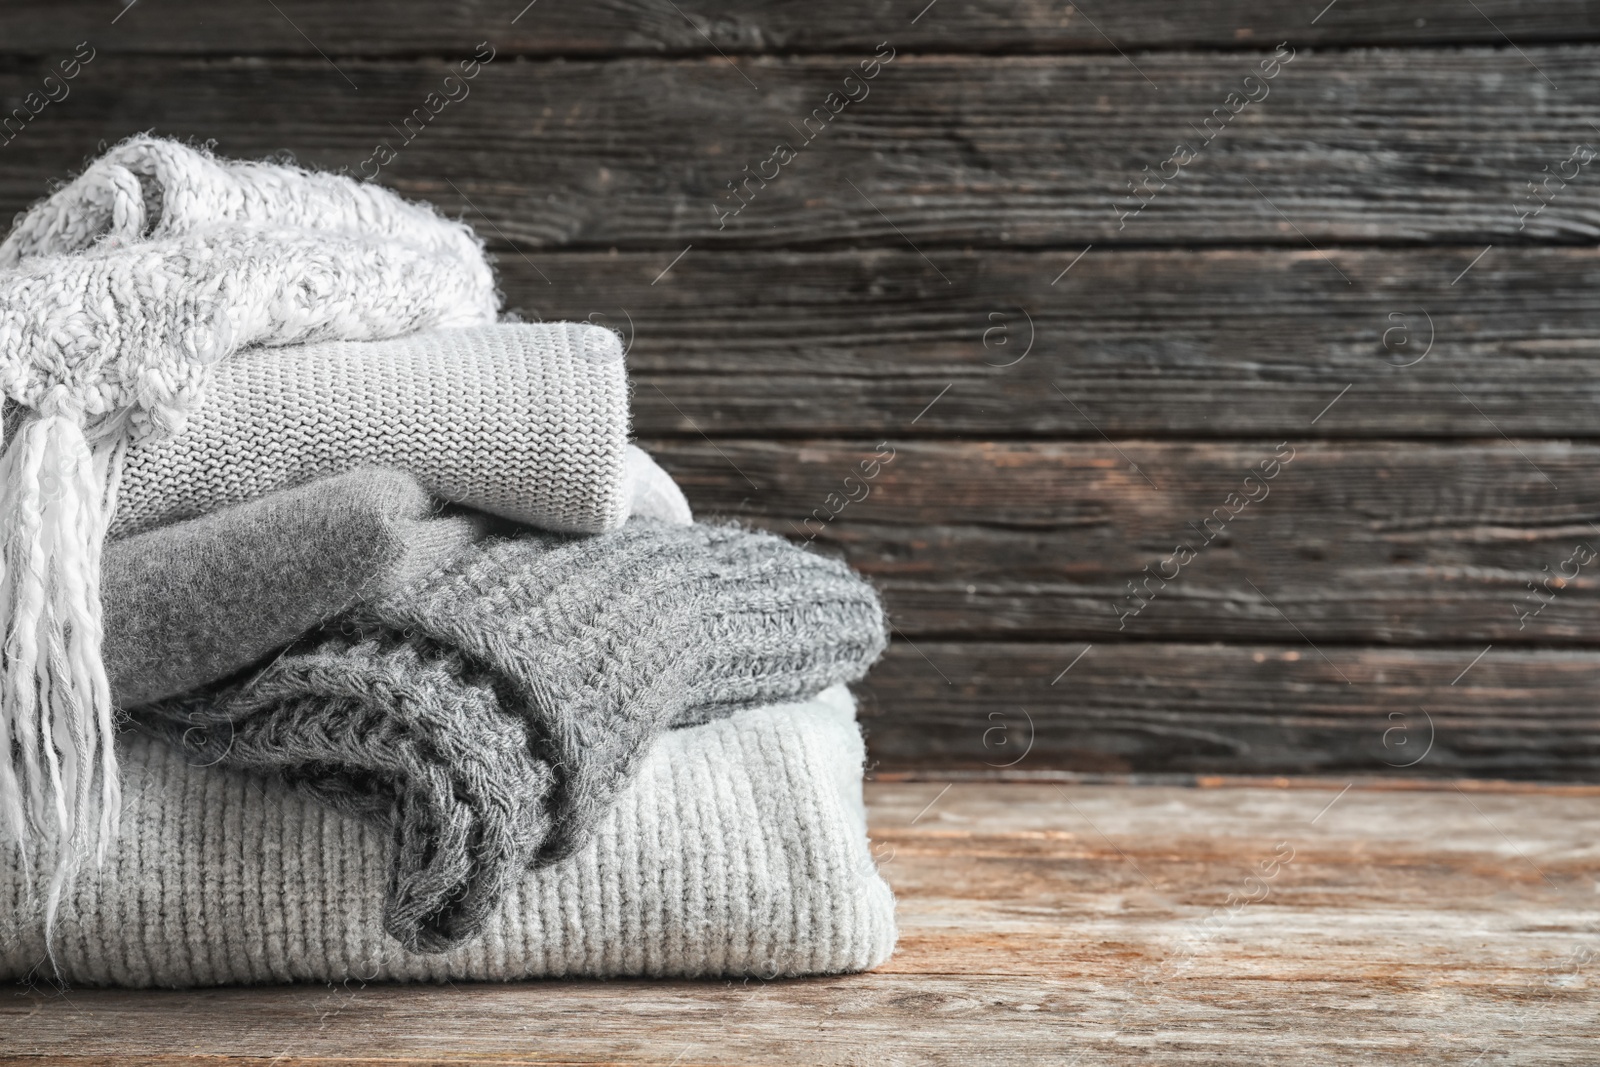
[138, 518, 888, 953]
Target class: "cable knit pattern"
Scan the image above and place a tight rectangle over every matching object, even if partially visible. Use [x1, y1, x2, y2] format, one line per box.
[109, 324, 632, 537]
[136, 519, 889, 952]
[0, 688, 897, 988]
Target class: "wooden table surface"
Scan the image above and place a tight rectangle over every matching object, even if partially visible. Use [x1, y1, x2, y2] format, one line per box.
[5, 778, 1596, 1065]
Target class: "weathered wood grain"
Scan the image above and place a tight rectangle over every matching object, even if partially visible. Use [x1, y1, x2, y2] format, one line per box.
[486, 248, 1600, 438]
[645, 439, 1600, 642]
[0, 0, 1592, 788]
[4, 50, 1600, 249]
[10, 0, 1600, 57]
[858, 643, 1600, 778]
[6, 782, 1595, 1065]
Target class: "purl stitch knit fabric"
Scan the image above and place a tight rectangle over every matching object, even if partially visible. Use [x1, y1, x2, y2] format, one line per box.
[136, 519, 888, 952]
[2, 687, 898, 987]
[0, 136, 499, 881]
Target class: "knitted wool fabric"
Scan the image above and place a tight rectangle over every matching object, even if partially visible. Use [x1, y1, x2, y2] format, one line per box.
[0, 135, 492, 278]
[107, 324, 640, 538]
[0, 229, 495, 438]
[0, 136, 497, 879]
[103, 457, 691, 709]
[1, 687, 898, 987]
[102, 469, 486, 709]
[136, 519, 888, 952]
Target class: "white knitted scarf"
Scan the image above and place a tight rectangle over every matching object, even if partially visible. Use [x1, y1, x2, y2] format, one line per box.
[0, 136, 498, 910]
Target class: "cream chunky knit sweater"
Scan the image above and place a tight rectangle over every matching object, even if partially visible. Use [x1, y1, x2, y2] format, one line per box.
[1, 687, 897, 987]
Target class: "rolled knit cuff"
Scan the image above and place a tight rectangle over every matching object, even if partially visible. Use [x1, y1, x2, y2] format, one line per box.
[110, 324, 633, 537]
[1, 687, 897, 987]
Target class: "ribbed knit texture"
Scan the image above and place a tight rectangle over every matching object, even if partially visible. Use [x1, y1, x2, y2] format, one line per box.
[108, 324, 632, 538]
[136, 519, 889, 952]
[1, 687, 897, 988]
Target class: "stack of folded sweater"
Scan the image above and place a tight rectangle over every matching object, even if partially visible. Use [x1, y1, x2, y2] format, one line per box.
[0, 137, 896, 987]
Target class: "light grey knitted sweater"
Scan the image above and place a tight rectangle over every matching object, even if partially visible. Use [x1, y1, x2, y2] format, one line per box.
[2, 687, 897, 988]
[138, 519, 888, 953]
[109, 324, 648, 538]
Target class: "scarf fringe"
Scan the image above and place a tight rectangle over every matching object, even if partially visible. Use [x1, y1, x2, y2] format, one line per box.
[0, 411, 120, 949]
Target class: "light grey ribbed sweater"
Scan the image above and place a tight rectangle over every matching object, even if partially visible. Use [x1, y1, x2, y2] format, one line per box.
[1, 687, 897, 988]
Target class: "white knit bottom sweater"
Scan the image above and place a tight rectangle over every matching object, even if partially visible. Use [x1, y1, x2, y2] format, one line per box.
[1, 687, 896, 987]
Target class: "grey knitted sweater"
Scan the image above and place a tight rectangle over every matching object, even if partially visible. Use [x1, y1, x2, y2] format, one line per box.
[104, 469, 485, 709]
[103, 460, 690, 709]
[138, 519, 887, 953]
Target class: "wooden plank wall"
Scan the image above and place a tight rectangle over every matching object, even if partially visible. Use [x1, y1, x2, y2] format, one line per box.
[3, 1, 1599, 780]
